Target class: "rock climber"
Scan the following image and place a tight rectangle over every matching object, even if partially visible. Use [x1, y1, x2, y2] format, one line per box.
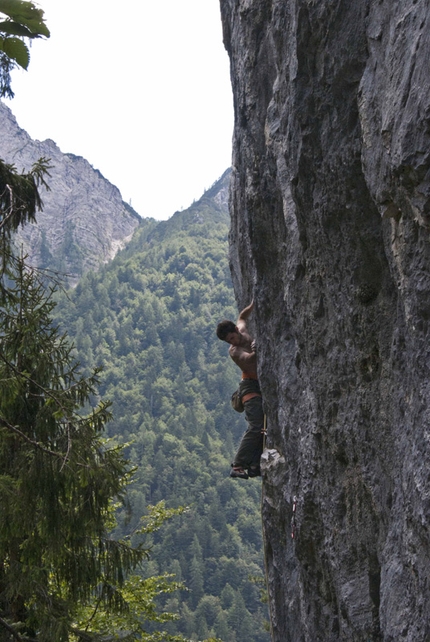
[216, 300, 264, 479]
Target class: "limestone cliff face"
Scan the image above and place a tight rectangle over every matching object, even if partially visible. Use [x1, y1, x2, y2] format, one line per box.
[0, 101, 140, 285]
[220, 1, 430, 640]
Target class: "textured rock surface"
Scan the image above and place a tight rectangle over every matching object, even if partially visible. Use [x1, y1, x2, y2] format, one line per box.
[0, 101, 140, 285]
[220, 1, 430, 640]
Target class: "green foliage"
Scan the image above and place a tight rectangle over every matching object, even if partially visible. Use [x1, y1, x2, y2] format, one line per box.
[0, 255, 181, 641]
[0, 0, 50, 37]
[75, 575, 186, 642]
[55, 185, 270, 642]
[0, 157, 51, 253]
[0, 14, 195, 640]
[0, 35, 28, 67]
[0, 164, 192, 641]
[0, 0, 50, 97]
[73, 504, 191, 642]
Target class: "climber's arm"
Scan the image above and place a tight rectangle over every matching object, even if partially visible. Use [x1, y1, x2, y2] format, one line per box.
[229, 343, 257, 372]
[236, 300, 254, 333]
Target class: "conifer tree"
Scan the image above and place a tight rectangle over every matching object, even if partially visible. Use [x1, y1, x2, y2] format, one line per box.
[0, 153, 188, 642]
[0, 252, 138, 640]
[0, 5, 221, 642]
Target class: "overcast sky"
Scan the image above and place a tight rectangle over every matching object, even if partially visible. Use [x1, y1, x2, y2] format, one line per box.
[7, 0, 234, 220]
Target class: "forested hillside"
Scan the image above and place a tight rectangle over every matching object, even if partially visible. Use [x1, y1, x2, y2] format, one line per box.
[55, 172, 270, 642]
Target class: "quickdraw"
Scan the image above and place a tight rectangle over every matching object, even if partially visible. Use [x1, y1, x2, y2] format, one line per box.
[262, 413, 267, 450]
[291, 495, 297, 539]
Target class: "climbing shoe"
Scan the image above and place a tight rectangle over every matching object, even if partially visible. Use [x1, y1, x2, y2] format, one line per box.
[248, 465, 261, 478]
[230, 465, 249, 479]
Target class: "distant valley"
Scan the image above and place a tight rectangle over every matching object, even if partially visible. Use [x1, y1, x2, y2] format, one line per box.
[1, 100, 269, 641]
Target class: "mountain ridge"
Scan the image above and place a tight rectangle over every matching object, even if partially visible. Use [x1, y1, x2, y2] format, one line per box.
[0, 100, 140, 286]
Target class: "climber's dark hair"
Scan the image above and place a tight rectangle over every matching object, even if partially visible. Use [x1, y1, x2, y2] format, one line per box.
[216, 320, 237, 341]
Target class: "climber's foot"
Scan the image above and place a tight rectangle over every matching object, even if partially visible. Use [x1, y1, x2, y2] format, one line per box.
[230, 465, 248, 479]
[248, 465, 261, 478]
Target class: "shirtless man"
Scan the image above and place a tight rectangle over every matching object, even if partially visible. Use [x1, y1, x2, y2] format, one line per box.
[216, 301, 264, 479]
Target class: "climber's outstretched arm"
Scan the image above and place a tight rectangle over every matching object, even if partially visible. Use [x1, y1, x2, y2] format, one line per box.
[236, 300, 254, 333]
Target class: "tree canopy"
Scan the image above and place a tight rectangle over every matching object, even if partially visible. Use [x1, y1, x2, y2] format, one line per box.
[0, 0, 50, 98]
[0, 143, 194, 642]
[54, 190, 270, 642]
[0, 4, 235, 640]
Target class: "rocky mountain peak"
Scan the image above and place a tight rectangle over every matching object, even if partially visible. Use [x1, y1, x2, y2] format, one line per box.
[0, 101, 140, 286]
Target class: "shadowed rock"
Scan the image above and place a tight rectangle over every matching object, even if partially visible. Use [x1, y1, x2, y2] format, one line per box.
[220, 0, 430, 640]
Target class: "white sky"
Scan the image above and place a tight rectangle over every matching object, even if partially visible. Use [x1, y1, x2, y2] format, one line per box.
[8, 0, 234, 220]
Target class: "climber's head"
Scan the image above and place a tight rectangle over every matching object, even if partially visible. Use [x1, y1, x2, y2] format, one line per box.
[216, 320, 238, 342]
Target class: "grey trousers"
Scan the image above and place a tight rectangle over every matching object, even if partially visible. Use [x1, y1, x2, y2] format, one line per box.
[233, 379, 264, 469]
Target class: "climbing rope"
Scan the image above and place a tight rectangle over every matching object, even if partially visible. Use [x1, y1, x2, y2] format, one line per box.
[260, 412, 275, 641]
[260, 414, 297, 637]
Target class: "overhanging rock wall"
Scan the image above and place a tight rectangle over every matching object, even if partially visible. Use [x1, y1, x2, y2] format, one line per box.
[220, 1, 430, 640]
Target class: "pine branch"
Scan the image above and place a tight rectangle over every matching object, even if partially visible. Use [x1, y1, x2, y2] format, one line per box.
[0, 615, 37, 642]
[0, 183, 14, 231]
[84, 592, 103, 634]
[0, 346, 73, 467]
[0, 413, 65, 459]
[0, 348, 75, 424]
